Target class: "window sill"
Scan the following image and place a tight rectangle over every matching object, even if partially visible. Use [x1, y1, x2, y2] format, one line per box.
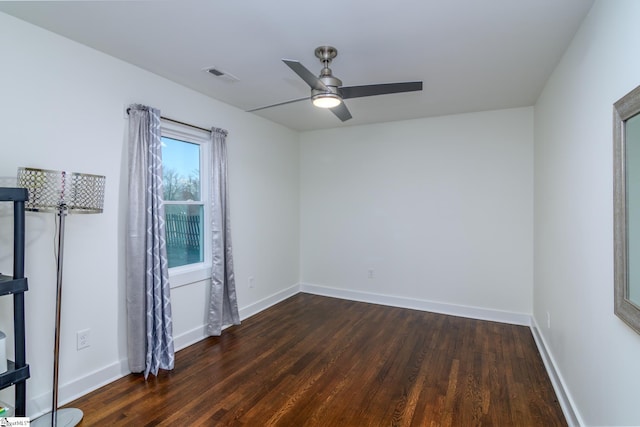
[169, 264, 211, 289]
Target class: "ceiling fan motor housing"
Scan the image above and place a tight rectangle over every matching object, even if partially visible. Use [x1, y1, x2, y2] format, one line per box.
[311, 73, 343, 108]
[313, 74, 342, 95]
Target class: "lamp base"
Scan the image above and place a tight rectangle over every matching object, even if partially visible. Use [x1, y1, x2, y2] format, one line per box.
[31, 408, 83, 427]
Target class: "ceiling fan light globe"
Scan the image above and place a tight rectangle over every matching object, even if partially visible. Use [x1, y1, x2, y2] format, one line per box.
[312, 94, 342, 109]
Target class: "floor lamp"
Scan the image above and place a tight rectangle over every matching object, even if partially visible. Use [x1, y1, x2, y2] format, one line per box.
[17, 167, 105, 427]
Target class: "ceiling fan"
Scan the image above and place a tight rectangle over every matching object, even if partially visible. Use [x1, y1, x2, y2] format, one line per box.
[247, 46, 423, 122]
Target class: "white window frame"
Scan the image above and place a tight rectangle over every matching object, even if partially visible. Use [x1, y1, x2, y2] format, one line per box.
[161, 120, 211, 288]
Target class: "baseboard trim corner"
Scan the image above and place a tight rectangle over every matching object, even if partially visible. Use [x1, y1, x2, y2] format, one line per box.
[530, 319, 584, 427]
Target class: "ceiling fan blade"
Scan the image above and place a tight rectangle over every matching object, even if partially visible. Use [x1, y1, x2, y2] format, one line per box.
[282, 59, 328, 91]
[330, 102, 352, 122]
[340, 81, 423, 99]
[246, 96, 309, 113]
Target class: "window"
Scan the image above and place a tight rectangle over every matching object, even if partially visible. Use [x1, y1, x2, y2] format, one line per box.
[161, 121, 211, 287]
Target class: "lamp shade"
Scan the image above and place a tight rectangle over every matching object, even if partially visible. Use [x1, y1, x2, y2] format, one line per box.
[17, 167, 105, 214]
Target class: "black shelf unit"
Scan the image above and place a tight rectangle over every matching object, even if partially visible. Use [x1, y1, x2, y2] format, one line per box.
[0, 187, 30, 416]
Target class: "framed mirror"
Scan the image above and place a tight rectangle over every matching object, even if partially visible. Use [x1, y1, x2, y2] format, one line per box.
[614, 84, 640, 335]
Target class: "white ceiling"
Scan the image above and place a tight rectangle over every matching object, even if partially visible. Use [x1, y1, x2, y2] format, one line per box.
[0, 0, 594, 131]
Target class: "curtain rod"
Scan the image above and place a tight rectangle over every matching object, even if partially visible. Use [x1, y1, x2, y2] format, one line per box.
[126, 108, 224, 134]
[160, 116, 211, 133]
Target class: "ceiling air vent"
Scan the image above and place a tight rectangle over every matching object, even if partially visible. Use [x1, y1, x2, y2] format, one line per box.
[203, 66, 240, 82]
[207, 68, 224, 76]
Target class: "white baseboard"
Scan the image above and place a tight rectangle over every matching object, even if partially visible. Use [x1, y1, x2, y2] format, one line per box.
[238, 283, 300, 321]
[530, 319, 584, 427]
[29, 359, 130, 421]
[173, 325, 208, 352]
[300, 282, 531, 326]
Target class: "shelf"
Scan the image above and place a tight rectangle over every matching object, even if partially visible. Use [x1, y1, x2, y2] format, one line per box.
[0, 187, 29, 415]
[0, 361, 30, 390]
[0, 188, 28, 202]
[0, 276, 28, 296]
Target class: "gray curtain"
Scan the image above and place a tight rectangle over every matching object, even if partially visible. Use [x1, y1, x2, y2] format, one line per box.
[126, 104, 175, 378]
[207, 127, 241, 335]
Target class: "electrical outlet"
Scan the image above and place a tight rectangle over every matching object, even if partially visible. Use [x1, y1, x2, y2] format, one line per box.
[248, 276, 255, 289]
[77, 329, 91, 350]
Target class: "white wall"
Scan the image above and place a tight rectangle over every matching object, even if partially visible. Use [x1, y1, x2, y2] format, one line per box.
[534, 1, 640, 425]
[300, 108, 533, 318]
[0, 12, 299, 416]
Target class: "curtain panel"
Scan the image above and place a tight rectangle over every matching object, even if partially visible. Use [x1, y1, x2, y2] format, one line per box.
[126, 104, 175, 378]
[207, 127, 241, 335]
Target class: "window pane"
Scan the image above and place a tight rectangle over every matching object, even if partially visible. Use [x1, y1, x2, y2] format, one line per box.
[165, 204, 204, 268]
[161, 136, 201, 201]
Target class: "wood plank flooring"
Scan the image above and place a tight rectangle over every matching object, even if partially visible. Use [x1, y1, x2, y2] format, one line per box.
[68, 293, 566, 426]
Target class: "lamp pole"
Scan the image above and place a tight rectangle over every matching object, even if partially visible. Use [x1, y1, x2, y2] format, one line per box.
[50, 202, 67, 427]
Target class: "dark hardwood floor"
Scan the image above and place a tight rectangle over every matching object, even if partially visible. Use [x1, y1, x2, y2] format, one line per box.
[69, 293, 566, 426]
